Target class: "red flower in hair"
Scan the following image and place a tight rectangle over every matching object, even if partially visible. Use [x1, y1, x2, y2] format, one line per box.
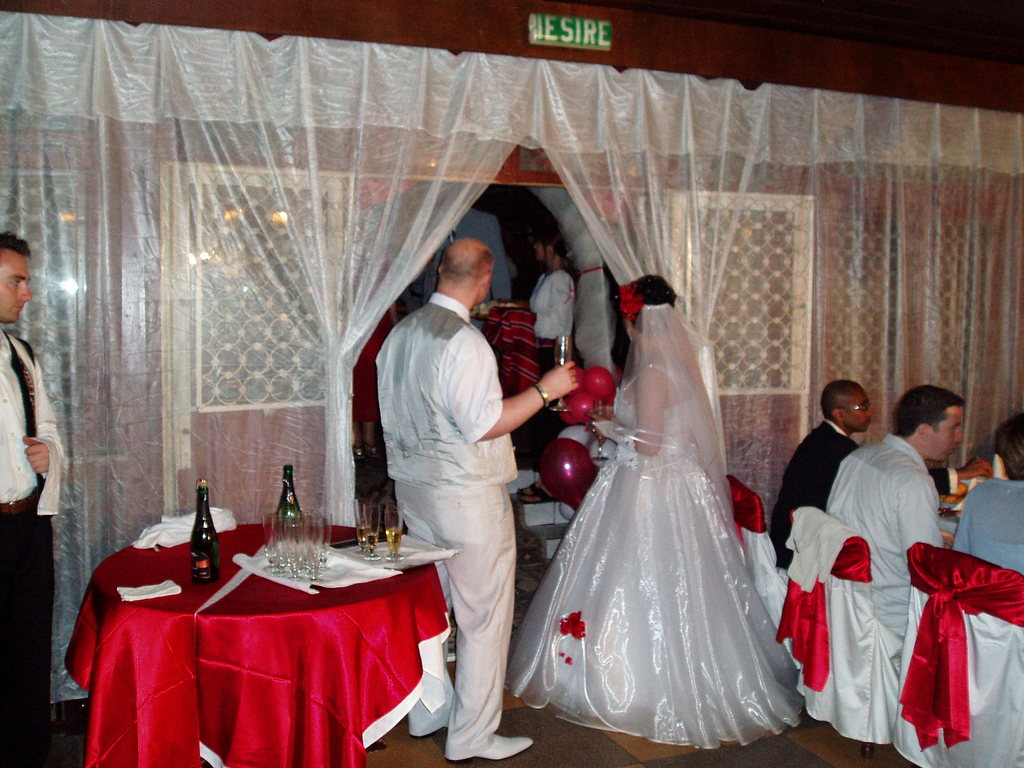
[559, 611, 586, 639]
[618, 283, 644, 323]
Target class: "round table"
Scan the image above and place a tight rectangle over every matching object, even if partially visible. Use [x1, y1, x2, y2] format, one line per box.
[66, 524, 449, 768]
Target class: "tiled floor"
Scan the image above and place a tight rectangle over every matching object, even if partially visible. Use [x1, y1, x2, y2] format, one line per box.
[46, 454, 917, 767]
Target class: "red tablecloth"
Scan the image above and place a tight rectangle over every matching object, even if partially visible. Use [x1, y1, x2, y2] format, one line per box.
[66, 525, 449, 768]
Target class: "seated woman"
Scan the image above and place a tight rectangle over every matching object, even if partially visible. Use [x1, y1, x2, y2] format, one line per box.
[509, 275, 801, 747]
[953, 412, 1024, 573]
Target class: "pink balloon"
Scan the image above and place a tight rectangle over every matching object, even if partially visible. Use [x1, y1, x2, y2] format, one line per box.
[559, 390, 596, 425]
[539, 438, 598, 510]
[582, 366, 616, 400]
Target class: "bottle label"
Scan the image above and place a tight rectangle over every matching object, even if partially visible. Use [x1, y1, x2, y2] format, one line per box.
[192, 550, 212, 581]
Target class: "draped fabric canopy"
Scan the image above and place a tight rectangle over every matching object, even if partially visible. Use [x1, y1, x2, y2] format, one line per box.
[1, 12, 1021, 701]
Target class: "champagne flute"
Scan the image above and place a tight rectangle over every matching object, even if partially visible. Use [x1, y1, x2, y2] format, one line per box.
[262, 510, 283, 573]
[383, 502, 404, 563]
[548, 335, 573, 412]
[589, 399, 609, 465]
[356, 499, 373, 552]
[357, 501, 382, 561]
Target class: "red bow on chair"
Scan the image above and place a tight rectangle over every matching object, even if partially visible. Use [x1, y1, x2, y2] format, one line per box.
[776, 537, 871, 691]
[901, 543, 1024, 750]
[728, 475, 766, 535]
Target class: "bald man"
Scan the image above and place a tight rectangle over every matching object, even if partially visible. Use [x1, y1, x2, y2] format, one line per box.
[377, 237, 576, 761]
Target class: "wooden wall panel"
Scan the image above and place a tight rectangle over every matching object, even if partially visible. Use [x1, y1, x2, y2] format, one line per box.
[2, 0, 1023, 113]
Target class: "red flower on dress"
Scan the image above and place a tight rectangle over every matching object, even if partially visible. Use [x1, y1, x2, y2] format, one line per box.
[618, 284, 644, 323]
[559, 611, 586, 639]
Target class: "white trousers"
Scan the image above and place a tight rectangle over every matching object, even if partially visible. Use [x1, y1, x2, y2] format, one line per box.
[396, 480, 516, 760]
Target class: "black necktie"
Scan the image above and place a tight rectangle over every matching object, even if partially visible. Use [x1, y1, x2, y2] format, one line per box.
[7, 332, 44, 489]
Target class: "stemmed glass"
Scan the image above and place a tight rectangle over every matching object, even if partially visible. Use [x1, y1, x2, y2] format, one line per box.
[548, 335, 573, 412]
[383, 502, 404, 563]
[356, 500, 382, 561]
[588, 399, 609, 464]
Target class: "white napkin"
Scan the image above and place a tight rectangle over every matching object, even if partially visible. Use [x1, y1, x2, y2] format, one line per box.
[117, 579, 182, 602]
[132, 508, 237, 549]
[786, 506, 860, 592]
[332, 535, 459, 571]
[232, 551, 400, 594]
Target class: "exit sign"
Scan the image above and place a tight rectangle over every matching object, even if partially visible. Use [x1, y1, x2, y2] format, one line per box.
[528, 13, 613, 52]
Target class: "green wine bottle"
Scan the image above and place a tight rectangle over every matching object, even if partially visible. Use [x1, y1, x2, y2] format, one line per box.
[277, 464, 302, 519]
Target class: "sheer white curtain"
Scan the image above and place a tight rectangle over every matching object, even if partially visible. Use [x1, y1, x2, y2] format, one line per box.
[0, 14, 517, 699]
[1, 12, 1022, 702]
[534, 69, 1023, 505]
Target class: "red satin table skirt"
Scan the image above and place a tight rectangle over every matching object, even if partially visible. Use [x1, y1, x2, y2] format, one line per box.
[66, 524, 449, 768]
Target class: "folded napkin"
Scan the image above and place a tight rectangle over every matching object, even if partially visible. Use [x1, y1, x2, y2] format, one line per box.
[132, 508, 237, 549]
[332, 535, 459, 571]
[787, 506, 860, 592]
[232, 551, 400, 594]
[117, 579, 182, 602]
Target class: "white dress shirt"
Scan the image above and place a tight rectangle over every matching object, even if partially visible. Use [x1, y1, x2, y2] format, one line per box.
[429, 293, 506, 443]
[0, 332, 63, 513]
[827, 433, 943, 640]
[529, 269, 574, 340]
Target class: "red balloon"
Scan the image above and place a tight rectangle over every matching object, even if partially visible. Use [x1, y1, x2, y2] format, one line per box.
[539, 438, 598, 510]
[559, 390, 596, 425]
[582, 366, 616, 400]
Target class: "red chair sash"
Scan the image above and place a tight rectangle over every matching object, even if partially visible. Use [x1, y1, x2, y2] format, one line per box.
[775, 535, 871, 691]
[728, 475, 766, 534]
[900, 543, 1024, 750]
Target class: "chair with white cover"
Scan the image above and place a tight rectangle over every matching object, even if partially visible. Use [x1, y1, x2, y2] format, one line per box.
[893, 543, 1024, 768]
[728, 474, 787, 626]
[777, 506, 901, 751]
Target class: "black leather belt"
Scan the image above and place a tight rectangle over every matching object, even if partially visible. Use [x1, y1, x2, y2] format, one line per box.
[0, 489, 40, 515]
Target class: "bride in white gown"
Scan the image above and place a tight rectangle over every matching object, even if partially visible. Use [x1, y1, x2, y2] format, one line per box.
[508, 275, 801, 748]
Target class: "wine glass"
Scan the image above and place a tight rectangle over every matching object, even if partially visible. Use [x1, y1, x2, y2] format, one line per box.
[355, 499, 374, 553]
[548, 335, 573, 412]
[356, 500, 382, 561]
[262, 510, 284, 573]
[589, 399, 609, 464]
[383, 502, 404, 563]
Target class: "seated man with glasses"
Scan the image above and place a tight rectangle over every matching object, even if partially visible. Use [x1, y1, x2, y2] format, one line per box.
[770, 380, 992, 570]
[770, 380, 874, 568]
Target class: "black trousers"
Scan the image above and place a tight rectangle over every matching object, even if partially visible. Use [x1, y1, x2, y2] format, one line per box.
[0, 510, 54, 768]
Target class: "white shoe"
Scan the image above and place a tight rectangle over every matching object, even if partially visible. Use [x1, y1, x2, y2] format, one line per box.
[448, 734, 533, 761]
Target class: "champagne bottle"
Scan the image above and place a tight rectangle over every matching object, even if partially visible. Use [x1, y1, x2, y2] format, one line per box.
[277, 464, 302, 520]
[190, 478, 220, 583]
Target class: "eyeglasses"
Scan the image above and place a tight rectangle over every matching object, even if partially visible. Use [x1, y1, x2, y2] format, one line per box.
[842, 401, 872, 412]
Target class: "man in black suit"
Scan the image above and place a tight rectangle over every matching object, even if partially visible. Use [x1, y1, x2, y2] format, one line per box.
[770, 380, 873, 568]
[770, 380, 993, 568]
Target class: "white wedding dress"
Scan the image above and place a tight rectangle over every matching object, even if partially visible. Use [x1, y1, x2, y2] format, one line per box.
[508, 305, 802, 747]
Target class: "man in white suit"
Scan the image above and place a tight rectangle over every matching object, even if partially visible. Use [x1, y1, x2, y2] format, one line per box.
[377, 237, 575, 761]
